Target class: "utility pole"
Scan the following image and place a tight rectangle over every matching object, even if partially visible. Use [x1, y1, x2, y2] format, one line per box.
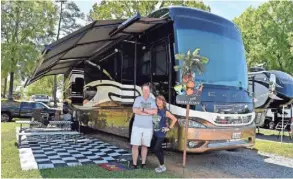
[53, 0, 65, 107]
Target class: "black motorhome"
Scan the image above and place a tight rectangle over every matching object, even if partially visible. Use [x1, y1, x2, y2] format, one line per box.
[27, 6, 256, 152]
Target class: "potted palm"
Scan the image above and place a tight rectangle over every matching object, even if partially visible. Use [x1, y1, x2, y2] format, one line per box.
[173, 48, 209, 96]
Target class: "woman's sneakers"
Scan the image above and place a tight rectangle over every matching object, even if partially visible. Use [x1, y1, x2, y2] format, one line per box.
[155, 165, 167, 173]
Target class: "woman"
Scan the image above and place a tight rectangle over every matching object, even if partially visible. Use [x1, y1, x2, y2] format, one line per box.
[152, 95, 177, 173]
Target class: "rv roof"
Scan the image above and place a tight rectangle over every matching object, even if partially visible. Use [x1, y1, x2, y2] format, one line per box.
[26, 15, 168, 86]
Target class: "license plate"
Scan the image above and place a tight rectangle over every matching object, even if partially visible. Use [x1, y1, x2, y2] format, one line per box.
[232, 132, 241, 139]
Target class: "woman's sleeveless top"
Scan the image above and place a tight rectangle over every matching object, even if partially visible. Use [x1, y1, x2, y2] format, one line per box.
[153, 109, 167, 138]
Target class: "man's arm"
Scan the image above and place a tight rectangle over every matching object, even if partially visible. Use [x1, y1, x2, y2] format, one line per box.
[143, 98, 158, 115]
[132, 97, 152, 115]
[133, 108, 151, 115]
[143, 108, 157, 115]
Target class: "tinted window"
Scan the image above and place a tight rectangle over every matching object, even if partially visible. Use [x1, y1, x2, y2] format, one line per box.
[35, 103, 45, 109]
[249, 73, 267, 81]
[148, 9, 169, 18]
[73, 78, 84, 93]
[115, 54, 122, 82]
[22, 102, 34, 109]
[141, 51, 151, 76]
[122, 54, 134, 84]
[174, 16, 248, 89]
[35, 95, 48, 99]
[153, 45, 168, 76]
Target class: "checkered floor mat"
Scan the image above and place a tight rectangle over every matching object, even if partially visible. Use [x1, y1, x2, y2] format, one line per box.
[24, 133, 80, 142]
[19, 135, 131, 170]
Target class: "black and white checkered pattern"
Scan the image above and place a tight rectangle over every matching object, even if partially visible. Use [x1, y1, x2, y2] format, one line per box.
[16, 121, 42, 125]
[19, 135, 131, 170]
[49, 121, 72, 125]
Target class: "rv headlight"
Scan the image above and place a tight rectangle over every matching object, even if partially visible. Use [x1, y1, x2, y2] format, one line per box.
[242, 115, 252, 123]
[178, 119, 206, 128]
[215, 115, 253, 124]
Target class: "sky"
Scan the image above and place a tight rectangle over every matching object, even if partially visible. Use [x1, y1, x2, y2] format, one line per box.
[75, 0, 267, 21]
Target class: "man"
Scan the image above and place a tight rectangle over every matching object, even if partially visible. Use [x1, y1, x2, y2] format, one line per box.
[131, 83, 157, 169]
[63, 108, 72, 121]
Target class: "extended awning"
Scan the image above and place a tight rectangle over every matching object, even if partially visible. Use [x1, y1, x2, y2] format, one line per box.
[26, 13, 169, 86]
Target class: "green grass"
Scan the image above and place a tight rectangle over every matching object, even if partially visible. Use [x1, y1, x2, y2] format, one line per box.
[254, 140, 293, 158]
[259, 128, 290, 136]
[1, 122, 174, 178]
[254, 128, 293, 158]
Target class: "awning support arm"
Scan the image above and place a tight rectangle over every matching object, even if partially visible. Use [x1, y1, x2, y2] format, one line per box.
[99, 49, 119, 63]
[109, 12, 141, 37]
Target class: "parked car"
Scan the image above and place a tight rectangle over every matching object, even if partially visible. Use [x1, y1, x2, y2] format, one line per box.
[263, 108, 292, 130]
[1, 101, 60, 122]
[30, 94, 50, 104]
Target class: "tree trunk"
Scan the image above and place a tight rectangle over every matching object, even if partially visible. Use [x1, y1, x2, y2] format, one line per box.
[53, 75, 57, 107]
[52, 1, 64, 107]
[8, 72, 14, 101]
[3, 77, 7, 98]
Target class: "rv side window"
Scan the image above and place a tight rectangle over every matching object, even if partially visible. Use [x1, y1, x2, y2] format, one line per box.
[151, 43, 169, 102]
[142, 51, 151, 75]
[153, 44, 168, 76]
[115, 54, 122, 82]
[122, 55, 134, 84]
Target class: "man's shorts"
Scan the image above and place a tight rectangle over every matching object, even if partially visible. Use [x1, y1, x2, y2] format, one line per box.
[130, 126, 153, 147]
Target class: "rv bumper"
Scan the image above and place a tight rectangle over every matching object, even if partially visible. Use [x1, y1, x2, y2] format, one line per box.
[175, 125, 255, 153]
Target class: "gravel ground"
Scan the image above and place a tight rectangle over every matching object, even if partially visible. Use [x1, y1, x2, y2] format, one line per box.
[178, 149, 293, 178]
[85, 130, 293, 178]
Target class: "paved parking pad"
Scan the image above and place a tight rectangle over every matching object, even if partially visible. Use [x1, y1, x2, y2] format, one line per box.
[19, 135, 131, 170]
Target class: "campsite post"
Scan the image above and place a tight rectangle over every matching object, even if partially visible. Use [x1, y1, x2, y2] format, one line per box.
[183, 104, 190, 167]
[174, 48, 209, 167]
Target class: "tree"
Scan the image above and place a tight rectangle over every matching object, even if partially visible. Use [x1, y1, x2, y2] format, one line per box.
[58, 1, 85, 38]
[234, 1, 293, 75]
[24, 76, 63, 98]
[89, 0, 210, 20]
[1, 78, 7, 98]
[51, 1, 85, 106]
[1, 1, 58, 100]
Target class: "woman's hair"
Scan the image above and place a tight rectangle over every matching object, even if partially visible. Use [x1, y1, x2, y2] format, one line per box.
[156, 95, 167, 109]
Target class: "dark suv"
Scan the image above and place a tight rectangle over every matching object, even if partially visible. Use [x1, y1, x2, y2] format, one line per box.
[1, 101, 60, 122]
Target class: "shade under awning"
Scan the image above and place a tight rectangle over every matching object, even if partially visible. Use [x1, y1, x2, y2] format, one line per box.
[26, 15, 169, 86]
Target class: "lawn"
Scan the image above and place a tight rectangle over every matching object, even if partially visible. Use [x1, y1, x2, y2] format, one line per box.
[1, 122, 175, 178]
[253, 140, 293, 158]
[253, 128, 293, 158]
[259, 128, 291, 136]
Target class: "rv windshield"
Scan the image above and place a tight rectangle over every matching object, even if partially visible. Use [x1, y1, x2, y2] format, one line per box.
[174, 16, 248, 89]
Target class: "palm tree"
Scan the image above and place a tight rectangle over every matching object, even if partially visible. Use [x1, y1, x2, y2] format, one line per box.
[173, 48, 209, 95]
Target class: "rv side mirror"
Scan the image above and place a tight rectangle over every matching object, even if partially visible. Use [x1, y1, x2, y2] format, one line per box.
[269, 74, 276, 92]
